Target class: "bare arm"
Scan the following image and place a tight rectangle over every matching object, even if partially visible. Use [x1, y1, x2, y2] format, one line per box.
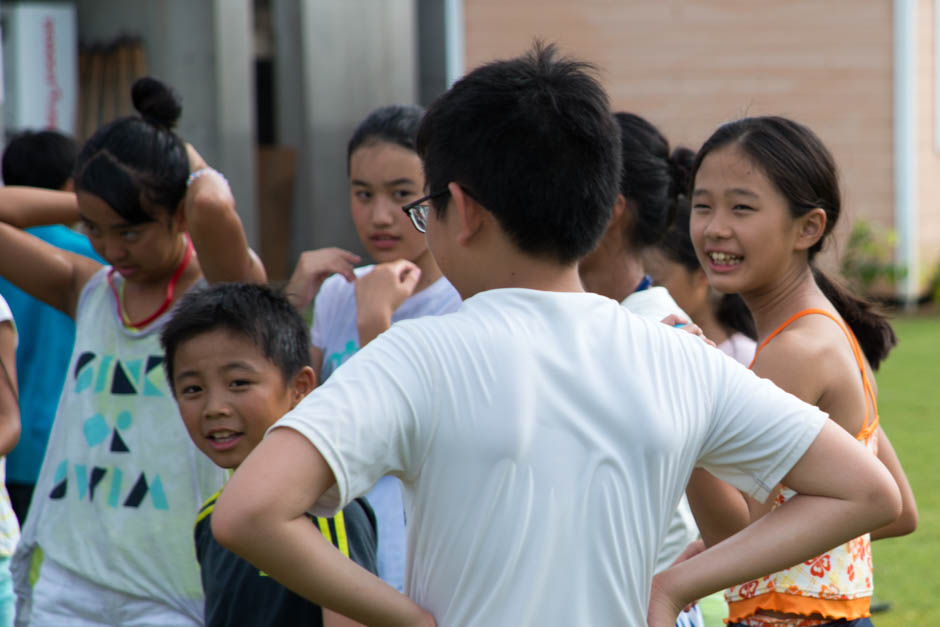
[0, 322, 19, 456]
[356, 261, 421, 346]
[685, 468, 749, 547]
[869, 426, 917, 540]
[0, 223, 100, 318]
[184, 145, 266, 284]
[0, 187, 80, 228]
[648, 420, 902, 625]
[212, 428, 434, 627]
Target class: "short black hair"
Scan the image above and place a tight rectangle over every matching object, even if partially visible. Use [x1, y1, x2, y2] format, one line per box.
[2, 129, 78, 189]
[347, 104, 424, 172]
[416, 42, 621, 264]
[74, 77, 190, 224]
[160, 283, 313, 392]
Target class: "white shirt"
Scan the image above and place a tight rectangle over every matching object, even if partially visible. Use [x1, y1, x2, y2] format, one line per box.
[275, 289, 827, 627]
[0, 295, 17, 557]
[621, 285, 689, 322]
[311, 265, 462, 381]
[620, 286, 698, 574]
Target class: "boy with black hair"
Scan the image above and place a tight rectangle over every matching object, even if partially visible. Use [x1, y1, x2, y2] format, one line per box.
[211, 43, 900, 626]
[0, 129, 101, 523]
[160, 283, 377, 627]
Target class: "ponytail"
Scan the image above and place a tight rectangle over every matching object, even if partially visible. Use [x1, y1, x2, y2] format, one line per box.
[811, 266, 897, 370]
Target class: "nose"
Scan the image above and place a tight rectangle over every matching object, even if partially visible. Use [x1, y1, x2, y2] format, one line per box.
[702, 209, 732, 240]
[202, 387, 232, 419]
[102, 235, 128, 262]
[370, 196, 397, 228]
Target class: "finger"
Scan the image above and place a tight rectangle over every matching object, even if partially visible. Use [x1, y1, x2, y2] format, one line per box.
[399, 266, 422, 290]
[660, 314, 689, 327]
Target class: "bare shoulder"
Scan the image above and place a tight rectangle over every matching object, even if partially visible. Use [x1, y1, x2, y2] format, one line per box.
[752, 315, 852, 406]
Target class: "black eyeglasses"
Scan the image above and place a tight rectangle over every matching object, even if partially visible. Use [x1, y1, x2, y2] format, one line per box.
[401, 189, 450, 233]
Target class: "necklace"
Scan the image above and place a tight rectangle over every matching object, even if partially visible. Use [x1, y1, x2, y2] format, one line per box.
[107, 235, 194, 329]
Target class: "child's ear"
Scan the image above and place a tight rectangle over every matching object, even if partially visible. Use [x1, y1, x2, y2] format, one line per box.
[288, 366, 317, 409]
[794, 208, 827, 251]
[449, 182, 484, 246]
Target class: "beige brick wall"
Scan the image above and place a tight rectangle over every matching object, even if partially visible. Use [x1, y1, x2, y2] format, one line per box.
[464, 0, 897, 275]
[917, 0, 940, 286]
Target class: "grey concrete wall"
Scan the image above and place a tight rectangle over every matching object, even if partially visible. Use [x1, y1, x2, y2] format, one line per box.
[273, 0, 418, 263]
[75, 0, 258, 246]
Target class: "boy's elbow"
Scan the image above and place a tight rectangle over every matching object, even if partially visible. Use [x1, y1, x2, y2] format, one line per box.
[867, 472, 903, 531]
[211, 491, 264, 555]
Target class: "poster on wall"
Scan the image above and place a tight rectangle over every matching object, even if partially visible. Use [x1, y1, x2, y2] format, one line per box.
[2, 3, 77, 134]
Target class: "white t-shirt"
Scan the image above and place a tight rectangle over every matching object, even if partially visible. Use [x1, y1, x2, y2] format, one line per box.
[621, 285, 688, 322]
[274, 288, 827, 627]
[718, 332, 758, 367]
[310, 265, 461, 592]
[312, 265, 462, 381]
[620, 286, 698, 575]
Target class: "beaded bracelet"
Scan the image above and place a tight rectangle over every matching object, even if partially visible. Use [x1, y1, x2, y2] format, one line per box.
[186, 167, 229, 188]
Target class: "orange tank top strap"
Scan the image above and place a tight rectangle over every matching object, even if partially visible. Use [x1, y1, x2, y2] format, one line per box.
[749, 308, 879, 441]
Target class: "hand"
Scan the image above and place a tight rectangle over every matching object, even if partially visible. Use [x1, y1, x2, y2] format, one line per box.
[660, 315, 717, 348]
[286, 248, 361, 309]
[355, 259, 421, 345]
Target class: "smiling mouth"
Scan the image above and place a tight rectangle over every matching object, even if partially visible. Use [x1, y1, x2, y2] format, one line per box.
[206, 430, 243, 450]
[708, 251, 743, 266]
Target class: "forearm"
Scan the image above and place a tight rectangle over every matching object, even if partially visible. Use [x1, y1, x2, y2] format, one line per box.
[686, 468, 750, 547]
[656, 490, 899, 609]
[357, 310, 392, 347]
[215, 509, 430, 626]
[0, 187, 79, 228]
[870, 427, 917, 540]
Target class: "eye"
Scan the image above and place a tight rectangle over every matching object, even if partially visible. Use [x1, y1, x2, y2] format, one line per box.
[392, 189, 416, 202]
[733, 204, 755, 213]
[179, 384, 202, 396]
[692, 203, 712, 213]
[353, 190, 372, 201]
[81, 220, 100, 237]
[120, 229, 142, 242]
[229, 378, 252, 389]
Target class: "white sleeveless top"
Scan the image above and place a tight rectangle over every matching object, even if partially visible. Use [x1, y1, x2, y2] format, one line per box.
[13, 268, 226, 621]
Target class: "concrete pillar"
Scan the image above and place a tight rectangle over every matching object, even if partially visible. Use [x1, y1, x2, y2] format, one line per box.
[273, 0, 418, 262]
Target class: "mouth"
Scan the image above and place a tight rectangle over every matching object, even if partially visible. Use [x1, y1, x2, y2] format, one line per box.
[370, 234, 400, 250]
[112, 265, 137, 277]
[706, 251, 743, 269]
[205, 429, 244, 451]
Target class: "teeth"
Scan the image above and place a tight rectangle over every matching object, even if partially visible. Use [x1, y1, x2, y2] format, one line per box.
[208, 430, 240, 441]
[709, 252, 742, 265]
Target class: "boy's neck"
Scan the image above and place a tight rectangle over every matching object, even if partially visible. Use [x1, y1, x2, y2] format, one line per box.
[457, 251, 585, 299]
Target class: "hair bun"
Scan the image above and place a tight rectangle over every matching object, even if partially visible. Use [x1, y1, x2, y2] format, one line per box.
[131, 77, 182, 129]
[668, 146, 695, 196]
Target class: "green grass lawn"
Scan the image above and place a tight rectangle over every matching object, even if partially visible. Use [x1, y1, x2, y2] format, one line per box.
[870, 314, 940, 624]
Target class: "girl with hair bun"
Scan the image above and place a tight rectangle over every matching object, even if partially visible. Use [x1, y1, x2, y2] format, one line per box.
[686, 116, 917, 626]
[0, 77, 265, 624]
[579, 112, 707, 627]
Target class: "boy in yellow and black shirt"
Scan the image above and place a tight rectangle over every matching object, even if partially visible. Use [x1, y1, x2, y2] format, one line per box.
[162, 283, 378, 627]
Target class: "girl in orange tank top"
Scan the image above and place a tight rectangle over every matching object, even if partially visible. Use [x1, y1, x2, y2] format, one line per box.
[685, 117, 917, 626]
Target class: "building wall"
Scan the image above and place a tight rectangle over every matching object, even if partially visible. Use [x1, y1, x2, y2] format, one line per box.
[918, 0, 940, 286]
[464, 0, 897, 274]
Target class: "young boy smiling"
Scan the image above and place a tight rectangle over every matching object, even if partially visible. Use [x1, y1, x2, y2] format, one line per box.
[160, 283, 377, 627]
